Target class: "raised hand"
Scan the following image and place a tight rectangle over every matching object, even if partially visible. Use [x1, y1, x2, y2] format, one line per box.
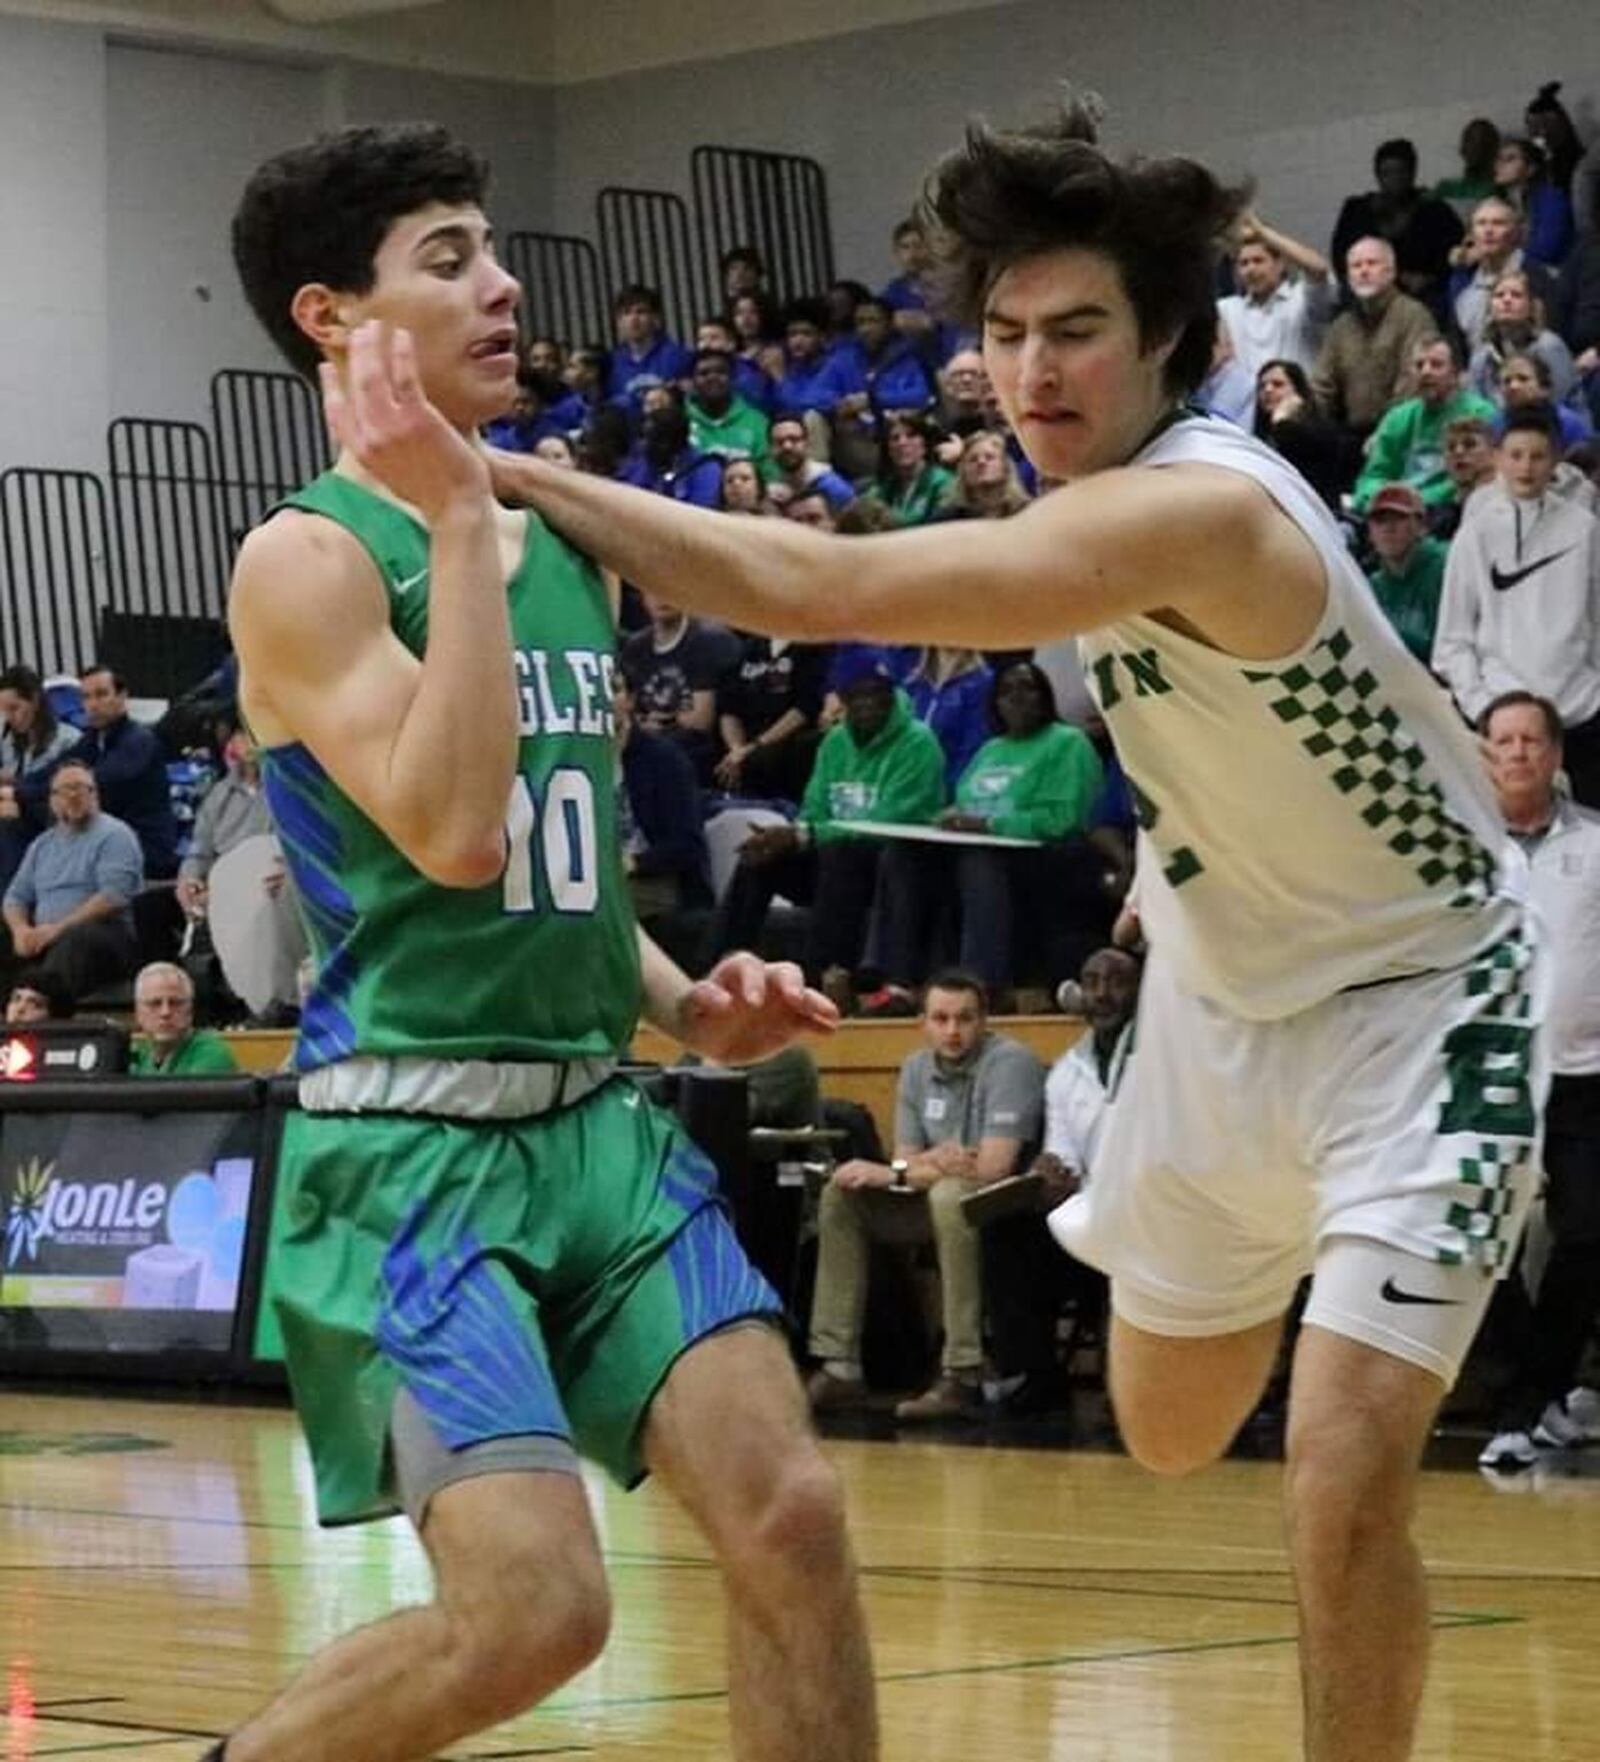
[674, 952, 839, 1065]
[321, 321, 491, 523]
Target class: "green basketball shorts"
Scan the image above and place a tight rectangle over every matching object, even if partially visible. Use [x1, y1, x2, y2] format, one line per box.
[264, 1075, 782, 1525]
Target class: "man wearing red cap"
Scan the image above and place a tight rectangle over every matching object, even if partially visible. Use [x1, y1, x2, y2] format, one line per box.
[1364, 482, 1449, 663]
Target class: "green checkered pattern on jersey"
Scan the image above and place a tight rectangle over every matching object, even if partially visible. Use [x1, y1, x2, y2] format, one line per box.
[1437, 931, 1538, 1271]
[1242, 628, 1496, 909]
[1446, 1141, 1524, 1270]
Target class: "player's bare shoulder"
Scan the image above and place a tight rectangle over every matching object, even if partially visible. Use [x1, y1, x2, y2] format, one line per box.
[1128, 458, 1327, 658]
[229, 507, 392, 733]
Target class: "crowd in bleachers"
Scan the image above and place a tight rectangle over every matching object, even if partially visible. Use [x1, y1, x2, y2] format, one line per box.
[0, 80, 1595, 1450]
[477, 79, 1600, 1019]
[3, 81, 1599, 1036]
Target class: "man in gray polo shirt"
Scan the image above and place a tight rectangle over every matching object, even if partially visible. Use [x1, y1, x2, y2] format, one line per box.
[2, 758, 142, 1001]
[806, 968, 1044, 1422]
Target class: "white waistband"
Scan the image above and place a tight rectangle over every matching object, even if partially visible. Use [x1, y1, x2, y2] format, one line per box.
[298, 1054, 618, 1120]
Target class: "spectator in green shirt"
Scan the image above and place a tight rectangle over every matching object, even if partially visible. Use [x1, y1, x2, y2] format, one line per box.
[864, 413, 955, 525]
[704, 656, 945, 996]
[1352, 334, 1497, 511]
[686, 348, 770, 470]
[1363, 482, 1449, 663]
[129, 961, 240, 1077]
[867, 663, 1118, 1012]
[1433, 118, 1501, 220]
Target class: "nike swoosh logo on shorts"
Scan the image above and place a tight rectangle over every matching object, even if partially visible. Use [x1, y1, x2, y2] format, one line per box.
[1380, 1275, 1461, 1306]
[1489, 549, 1573, 593]
[394, 568, 428, 595]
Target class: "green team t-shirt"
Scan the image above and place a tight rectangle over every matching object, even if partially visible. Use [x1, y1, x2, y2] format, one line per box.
[129, 1029, 241, 1077]
[261, 472, 641, 1072]
[956, 723, 1104, 840]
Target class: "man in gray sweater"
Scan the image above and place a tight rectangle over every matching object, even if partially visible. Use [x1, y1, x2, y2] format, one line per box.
[2, 758, 143, 1000]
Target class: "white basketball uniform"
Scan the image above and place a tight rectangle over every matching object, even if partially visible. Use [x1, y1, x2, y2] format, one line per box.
[1049, 413, 1545, 1383]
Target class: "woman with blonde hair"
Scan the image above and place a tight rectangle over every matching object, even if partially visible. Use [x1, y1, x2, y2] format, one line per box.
[943, 428, 1031, 519]
[1468, 269, 1576, 405]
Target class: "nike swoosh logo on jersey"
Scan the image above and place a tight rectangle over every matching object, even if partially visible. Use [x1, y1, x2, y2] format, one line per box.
[1379, 1276, 1461, 1307]
[394, 568, 428, 595]
[1489, 548, 1574, 593]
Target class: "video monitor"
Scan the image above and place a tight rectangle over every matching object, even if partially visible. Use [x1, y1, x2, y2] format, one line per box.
[0, 1104, 260, 1361]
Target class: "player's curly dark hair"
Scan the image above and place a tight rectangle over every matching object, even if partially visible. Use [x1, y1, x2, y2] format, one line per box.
[918, 91, 1247, 399]
[232, 123, 491, 381]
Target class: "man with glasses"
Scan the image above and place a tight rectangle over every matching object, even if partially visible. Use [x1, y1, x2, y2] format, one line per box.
[1, 759, 142, 998]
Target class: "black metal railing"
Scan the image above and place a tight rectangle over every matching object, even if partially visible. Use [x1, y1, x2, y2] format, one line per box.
[505, 230, 608, 351]
[597, 187, 706, 344]
[691, 145, 835, 308]
[105, 419, 231, 697]
[0, 468, 110, 679]
[210, 369, 329, 552]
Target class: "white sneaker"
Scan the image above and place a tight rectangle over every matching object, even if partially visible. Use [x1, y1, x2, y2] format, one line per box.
[1478, 1429, 1537, 1470]
[1565, 1386, 1600, 1438]
[1534, 1387, 1600, 1448]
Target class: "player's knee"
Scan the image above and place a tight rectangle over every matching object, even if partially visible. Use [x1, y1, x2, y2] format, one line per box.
[449, 1547, 612, 1721]
[1118, 1419, 1226, 1479]
[1284, 1411, 1418, 1566]
[1112, 1387, 1232, 1476]
[724, 1445, 851, 1587]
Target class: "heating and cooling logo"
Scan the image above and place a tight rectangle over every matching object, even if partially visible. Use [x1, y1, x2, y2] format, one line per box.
[4, 1158, 57, 1268]
[3, 1160, 166, 1267]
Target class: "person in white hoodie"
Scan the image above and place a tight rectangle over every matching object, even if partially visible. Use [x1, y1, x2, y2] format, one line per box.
[1433, 408, 1600, 805]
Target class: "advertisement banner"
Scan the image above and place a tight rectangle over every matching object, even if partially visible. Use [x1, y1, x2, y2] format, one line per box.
[0, 1111, 259, 1356]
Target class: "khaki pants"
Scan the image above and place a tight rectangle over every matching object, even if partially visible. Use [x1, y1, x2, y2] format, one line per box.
[807, 1176, 983, 1376]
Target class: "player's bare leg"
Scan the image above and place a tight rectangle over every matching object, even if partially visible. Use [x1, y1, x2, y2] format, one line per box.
[223, 1471, 609, 1762]
[1284, 1325, 1443, 1762]
[1108, 1311, 1286, 1473]
[645, 1324, 878, 1762]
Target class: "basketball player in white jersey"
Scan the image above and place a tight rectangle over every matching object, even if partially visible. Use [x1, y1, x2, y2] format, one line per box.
[354, 100, 1540, 1762]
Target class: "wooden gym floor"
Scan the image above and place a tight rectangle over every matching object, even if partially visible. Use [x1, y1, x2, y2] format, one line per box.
[0, 1389, 1596, 1760]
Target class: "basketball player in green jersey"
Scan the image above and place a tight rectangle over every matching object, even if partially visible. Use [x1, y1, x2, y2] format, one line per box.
[491, 105, 1545, 1762]
[212, 126, 876, 1762]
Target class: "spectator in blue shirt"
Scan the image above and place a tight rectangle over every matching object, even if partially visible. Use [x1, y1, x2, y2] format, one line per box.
[720, 244, 766, 306]
[1496, 136, 1575, 269]
[729, 290, 786, 389]
[906, 648, 994, 790]
[772, 298, 849, 422]
[825, 279, 873, 356]
[622, 389, 724, 508]
[881, 216, 934, 330]
[606, 283, 693, 408]
[54, 665, 178, 880]
[523, 335, 566, 378]
[483, 366, 588, 452]
[697, 314, 773, 412]
[767, 414, 856, 513]
[2, 759, 142, 1000]
[830, 294, 939, 481]
[563, 342, 610, 415]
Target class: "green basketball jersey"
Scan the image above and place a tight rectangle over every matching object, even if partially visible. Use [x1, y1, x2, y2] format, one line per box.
[260, 472, 641, 1072]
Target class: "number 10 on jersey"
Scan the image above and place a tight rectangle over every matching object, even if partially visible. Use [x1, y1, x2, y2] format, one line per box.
[503, 769, 599, 915]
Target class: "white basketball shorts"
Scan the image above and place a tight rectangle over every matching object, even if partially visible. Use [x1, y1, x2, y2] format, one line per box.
[1049, 923, 1546, 1384]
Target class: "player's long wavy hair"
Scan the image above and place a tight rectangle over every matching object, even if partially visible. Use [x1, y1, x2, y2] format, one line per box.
[233, 123, 490, 381]
[919, 91, 1247, 400]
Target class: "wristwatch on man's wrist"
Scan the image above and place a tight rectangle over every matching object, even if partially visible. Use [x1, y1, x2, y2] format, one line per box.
[890, 1158, 911, 1190]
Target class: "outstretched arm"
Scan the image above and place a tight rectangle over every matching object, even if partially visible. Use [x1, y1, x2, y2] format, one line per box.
[493, 449, 1321, 657]
[231, 324, 519, 888]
